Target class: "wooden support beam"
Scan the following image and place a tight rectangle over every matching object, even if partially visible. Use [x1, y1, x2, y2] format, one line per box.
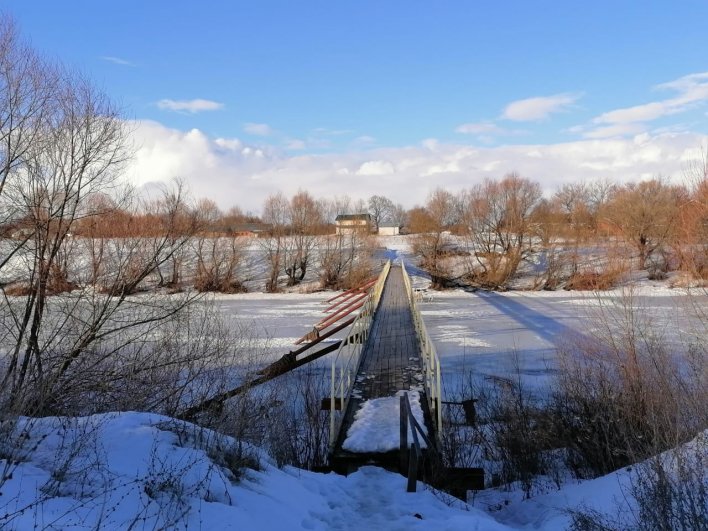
[323, 278, 377, 312]
[323, 289, 361, 313]
[320, 397, 343, 410]
[180, 340, 343, 421]
[400, 394, 408, 474]
[271, 316, 354, 367]
[315, 293, 367, 330]
[407, 444, 419, 493]
[324, 277, 376, 303]
[294, 312, 355, 346]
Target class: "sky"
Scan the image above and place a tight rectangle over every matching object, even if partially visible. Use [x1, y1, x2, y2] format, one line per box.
[5, 1, 708, 211]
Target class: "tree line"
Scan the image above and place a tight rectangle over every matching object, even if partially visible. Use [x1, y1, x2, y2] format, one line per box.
[408, 171, 707, 289]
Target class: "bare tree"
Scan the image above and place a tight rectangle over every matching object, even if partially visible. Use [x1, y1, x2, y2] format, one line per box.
[283, 190, 322, 286]
[192, 199, 247, 292]
[463, 173, 542, 288]
[0, 16, 57, 204]
[553, 182, 594, 272]
[0, 67, 129, 408]
[0, 21, 205, 414]
[319, 229, 372, 289]
[0, 17, 60, 274]
[260, 192, 288, 292]
[603, 178, 682, 270]
[412, 188, 457, 288]
[390, 202, 407, 227]
[676, 148, 708, 278]
[367, 194, 395, 231]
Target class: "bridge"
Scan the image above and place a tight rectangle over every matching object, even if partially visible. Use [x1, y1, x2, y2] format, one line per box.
[181, 259, 482, 495]
[326, 261, 451, 489]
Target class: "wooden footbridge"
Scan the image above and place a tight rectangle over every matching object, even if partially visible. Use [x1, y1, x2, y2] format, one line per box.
[182, 260, 482, 495]
[327, 261, 443, 478]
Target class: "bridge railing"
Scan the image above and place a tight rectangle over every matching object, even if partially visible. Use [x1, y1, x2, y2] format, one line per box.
[329, 260, 391, 446]
[401, 261, 443, 441]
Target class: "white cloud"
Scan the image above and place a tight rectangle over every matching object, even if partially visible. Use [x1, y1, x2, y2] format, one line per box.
[312, 127, 354, 136]
[582, 123, 646, 139]
[502, 93, 581, 121]
[582, 71, 708, 138]
[421, 138, 439, 151]
[455, 122, 505, 134]
[100, 56, 135, 67]
[356, 160, 395, 176]
[126, 120, 707, 212]
[594, 102, 668, 124]
[157, 99, 224, 113]
[244, 122, 274, 136]
[214, 138, 243, 151]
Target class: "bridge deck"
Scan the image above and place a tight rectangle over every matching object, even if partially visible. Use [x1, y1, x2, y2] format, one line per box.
[354, 265, 423, 398]
[331, 265, 426, 467]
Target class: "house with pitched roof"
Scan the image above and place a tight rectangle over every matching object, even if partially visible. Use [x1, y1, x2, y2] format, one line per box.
[335, 213, 373, 235]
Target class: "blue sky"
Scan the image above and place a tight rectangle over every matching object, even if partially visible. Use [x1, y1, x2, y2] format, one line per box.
[5, 1, 708, 208]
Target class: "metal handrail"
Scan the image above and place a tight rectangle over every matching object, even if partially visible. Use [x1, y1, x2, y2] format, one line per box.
[329, 260, 392, 447]
[400, 261, 443, 442]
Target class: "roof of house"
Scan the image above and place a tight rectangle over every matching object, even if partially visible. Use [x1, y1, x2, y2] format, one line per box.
[378, 221, 401, 228]
[335, 213, 371, 222]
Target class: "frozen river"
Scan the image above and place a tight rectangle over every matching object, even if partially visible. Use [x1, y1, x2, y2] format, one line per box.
[208, 260, 706, 400]
[418, 285, 707, 394]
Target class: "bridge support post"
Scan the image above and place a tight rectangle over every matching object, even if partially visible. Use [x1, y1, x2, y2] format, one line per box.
[399, 394, 408, 473]
[407, 444, 418, 493]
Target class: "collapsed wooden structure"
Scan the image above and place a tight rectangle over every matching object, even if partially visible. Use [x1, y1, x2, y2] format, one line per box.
[180, 276, 379, 421]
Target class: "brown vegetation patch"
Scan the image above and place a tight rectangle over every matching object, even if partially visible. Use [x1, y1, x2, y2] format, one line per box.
[565, 269, 624, 291]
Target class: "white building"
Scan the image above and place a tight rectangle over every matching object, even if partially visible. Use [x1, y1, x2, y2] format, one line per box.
[377, 222, 401, 236]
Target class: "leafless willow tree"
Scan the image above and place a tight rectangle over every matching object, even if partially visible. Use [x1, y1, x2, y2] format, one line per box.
[260, 191, 325, 290]
[260, 192, 288, 292]
[462, 173, 542, 288]
[193, 198, 247, 293]
[410, 188, 458, 288]
[603, 178, 682, 270]
[0, 20, 203, 415]
[283, 190, 323, 286]
[319, 229, 372, 289]
[677, 148, 708, 278]
[367, 194, 395, 231]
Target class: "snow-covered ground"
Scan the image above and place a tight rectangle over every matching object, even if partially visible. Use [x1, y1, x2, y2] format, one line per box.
[3, 412, 704, 530]
[0, 412, 509, 530]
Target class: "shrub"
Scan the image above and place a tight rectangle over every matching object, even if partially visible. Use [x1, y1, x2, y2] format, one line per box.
[550, 288, 707, 477]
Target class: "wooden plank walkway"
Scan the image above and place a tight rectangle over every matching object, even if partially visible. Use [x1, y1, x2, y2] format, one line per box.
[331, 265, 426, 465]
[353, 265, 423, 399]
